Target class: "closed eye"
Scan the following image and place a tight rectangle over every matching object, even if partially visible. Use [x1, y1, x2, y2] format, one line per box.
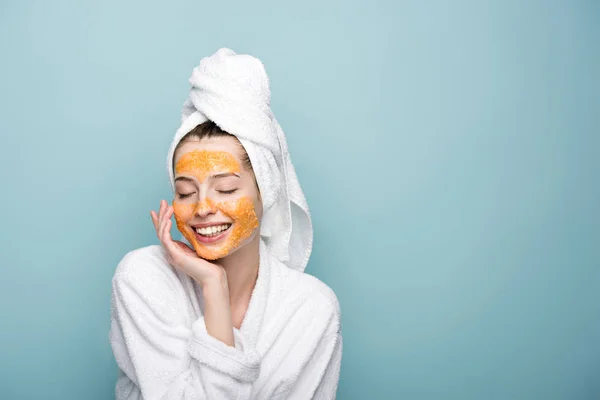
[217, 189, 238, 195]
[178, 192, 195, 198]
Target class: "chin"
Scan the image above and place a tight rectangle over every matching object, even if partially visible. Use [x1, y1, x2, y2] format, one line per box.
[195, 232, 259, 261]
[185, 234, 230, 260]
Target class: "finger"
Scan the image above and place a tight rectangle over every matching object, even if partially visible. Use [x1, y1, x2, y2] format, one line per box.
[158, 205, 170, 243]
[158, 200, 168, 226]
[154, 202, 165, 238]
[159, 206, 175, 245]
[162, 219, 180, 256]
[163, 218, 173, 243]
[155, 207, 166, 240]
[158, 199, 166, 222]
[150, 210, 158, 231]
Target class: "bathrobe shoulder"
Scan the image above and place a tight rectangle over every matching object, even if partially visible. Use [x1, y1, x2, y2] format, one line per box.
[109, 243, 342, 400]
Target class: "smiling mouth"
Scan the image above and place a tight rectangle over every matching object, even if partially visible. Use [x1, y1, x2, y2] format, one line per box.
[193, 223, 232, 238]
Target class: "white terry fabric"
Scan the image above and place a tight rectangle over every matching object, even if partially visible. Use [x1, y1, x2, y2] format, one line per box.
[109, 241, 342, 399]
[166, 47, 313, 272]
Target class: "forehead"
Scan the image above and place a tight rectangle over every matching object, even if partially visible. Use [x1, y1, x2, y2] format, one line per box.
[173, 136, 243, 169]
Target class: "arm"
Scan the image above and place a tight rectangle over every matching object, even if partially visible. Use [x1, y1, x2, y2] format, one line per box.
[201, 273, 235, 348]
[109, 256, 261, 400]
[151, 200, 236, 349]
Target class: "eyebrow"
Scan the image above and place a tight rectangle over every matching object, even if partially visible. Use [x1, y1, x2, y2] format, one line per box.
[174, 173, 240, 183]
[174, 176, 195, 183]
[211, 172, 240, 180]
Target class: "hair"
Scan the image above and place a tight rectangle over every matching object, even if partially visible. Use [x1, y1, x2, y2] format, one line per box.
[173, 120, 260, 193]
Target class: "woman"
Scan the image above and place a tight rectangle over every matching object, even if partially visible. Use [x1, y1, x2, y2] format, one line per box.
[109, 48, 342, 399]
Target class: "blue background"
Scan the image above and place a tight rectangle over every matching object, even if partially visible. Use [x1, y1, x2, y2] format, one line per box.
[1, 0, 599, 399]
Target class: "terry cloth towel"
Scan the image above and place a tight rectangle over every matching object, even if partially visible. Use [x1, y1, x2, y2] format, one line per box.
[166, 47, 313, 272]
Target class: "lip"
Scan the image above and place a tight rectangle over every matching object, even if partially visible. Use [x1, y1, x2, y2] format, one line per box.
[191, 222, 232, 229]
[192, 224, 232, 244]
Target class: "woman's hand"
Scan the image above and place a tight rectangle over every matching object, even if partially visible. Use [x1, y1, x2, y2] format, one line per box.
[151, 199, 235, 347]
[151, 200, 226, 288]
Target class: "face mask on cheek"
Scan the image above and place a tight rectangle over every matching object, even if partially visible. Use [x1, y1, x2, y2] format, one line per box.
[173, 197, 259, 260]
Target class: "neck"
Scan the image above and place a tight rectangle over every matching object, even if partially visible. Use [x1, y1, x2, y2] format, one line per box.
[218, 234, 260, 306]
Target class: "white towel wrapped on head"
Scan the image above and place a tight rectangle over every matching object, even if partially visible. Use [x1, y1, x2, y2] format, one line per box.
[166, 47, 313, 272]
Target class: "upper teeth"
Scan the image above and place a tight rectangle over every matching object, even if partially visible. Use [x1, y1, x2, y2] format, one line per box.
[196, 224, 230, 235]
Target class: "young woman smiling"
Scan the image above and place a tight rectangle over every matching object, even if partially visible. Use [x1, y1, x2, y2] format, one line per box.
[109, 48, 342, 399]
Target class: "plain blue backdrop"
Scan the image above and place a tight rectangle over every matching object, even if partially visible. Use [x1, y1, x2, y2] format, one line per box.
[1, 0, 599, 399]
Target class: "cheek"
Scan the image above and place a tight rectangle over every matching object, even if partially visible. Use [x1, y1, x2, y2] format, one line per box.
[220, 197, 259, 228]
[173, 202, 195, 227]
[218, 197, 259, 248]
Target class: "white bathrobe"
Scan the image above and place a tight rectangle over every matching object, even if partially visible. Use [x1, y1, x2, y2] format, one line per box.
[109, 239, 342, 399]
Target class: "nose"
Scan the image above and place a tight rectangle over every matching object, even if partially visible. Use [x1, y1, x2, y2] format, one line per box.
[194, 197, 217, 218]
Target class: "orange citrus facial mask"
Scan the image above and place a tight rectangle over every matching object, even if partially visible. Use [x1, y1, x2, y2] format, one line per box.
[175, 149, 241, 182]
[172, 150, 259, 260]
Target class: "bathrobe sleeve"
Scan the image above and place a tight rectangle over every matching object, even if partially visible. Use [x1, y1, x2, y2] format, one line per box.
[311, 333, 343, 399]
[109, 251, 261, 400]
[285, 292, 343, 400]
[286, 331, 343, 399]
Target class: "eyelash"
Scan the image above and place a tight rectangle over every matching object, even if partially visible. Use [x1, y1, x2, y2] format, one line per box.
[177, 189, 237, 198]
